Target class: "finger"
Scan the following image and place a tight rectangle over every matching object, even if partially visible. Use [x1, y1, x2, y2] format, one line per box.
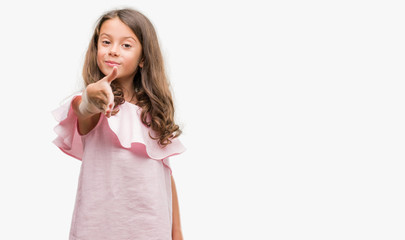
[104, 66, 118, 84]
[105, 109, 112, 118]
[106, 102, 115, 116]
[103, 104, 112, 118]
[97, 100, 108, 113]
[104, 92, 115, 115]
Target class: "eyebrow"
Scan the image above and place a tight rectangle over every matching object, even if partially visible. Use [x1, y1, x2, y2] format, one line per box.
[99, 33, 137, 42]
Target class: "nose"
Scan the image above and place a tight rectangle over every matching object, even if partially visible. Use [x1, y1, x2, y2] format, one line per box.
[109, 44, 120, 56]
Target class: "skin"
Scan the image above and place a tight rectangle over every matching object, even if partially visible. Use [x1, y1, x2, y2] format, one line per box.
[97, 17, 144, 105]
[171, 175, 184, 240]
[71, 17, 184, 239]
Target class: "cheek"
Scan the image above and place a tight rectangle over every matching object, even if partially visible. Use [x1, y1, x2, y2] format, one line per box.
[96, 50, 109, 75]
[96, 51, 105, 67]
[129, 52, 142, 66]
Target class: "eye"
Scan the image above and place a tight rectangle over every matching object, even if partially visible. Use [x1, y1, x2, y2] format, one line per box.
[101, 40, 110, 45]
[123, 43, 132, 48]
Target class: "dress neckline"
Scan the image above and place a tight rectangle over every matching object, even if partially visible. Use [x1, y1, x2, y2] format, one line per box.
[124, 101, 140, 108]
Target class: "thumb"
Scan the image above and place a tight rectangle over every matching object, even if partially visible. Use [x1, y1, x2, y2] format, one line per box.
[104, 66, 118, 84]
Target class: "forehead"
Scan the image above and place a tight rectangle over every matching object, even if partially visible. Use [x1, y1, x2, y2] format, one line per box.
[99, 17, 137, 40]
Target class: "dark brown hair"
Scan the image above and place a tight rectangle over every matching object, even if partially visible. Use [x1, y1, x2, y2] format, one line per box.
[82, 8, 181, 146]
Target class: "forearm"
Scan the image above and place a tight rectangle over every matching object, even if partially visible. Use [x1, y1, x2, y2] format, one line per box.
[72, 94, 101, 135]
[171, 175, 183, 239]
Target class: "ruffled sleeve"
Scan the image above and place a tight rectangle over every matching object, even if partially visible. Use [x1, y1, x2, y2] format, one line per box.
[104, 102, 186, 161]
[52, 95, 83, 161]
[52, 96, 186, 165]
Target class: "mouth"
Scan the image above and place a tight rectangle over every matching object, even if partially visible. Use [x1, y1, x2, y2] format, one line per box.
[105, 61, 120, 67]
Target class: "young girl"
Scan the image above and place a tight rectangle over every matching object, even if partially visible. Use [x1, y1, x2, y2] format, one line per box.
[52, 8, 186, 240]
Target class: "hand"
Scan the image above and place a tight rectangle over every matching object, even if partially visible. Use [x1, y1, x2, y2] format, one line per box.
[81, 67, 118, 118]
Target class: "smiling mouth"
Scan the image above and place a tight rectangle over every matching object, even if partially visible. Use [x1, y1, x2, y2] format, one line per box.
[105, 61, 120, 67]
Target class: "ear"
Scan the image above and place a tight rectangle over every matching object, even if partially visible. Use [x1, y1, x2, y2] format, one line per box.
[139, 57, 144, 68]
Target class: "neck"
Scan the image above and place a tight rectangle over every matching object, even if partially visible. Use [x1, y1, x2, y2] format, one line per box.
[116, 76, 137, 103]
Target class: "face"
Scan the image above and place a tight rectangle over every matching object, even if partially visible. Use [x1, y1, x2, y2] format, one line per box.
[97, 17, 143, 81]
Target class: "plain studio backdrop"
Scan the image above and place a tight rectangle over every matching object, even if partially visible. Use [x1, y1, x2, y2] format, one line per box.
[0, 0, 404, 239]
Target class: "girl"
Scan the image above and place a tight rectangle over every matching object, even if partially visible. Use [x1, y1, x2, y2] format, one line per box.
[52, 8, 186, 240]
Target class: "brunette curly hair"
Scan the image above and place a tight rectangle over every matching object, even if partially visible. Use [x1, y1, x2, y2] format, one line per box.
[82, 8, 182, 146]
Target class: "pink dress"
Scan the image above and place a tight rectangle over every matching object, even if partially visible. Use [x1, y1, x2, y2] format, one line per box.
[52, 95, 186, 240]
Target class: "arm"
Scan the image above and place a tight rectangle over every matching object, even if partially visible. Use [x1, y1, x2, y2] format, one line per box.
[171, 175, 184, 240]
[72, 95, 101, 135]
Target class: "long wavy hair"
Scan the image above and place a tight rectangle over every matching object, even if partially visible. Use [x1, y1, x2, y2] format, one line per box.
[82, 8, 181, 147]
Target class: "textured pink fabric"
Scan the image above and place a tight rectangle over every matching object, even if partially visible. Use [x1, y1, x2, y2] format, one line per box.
[52, 95, 186, 240]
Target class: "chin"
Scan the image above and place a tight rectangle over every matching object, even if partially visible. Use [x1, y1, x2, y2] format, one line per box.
[101, 67, 114, 76]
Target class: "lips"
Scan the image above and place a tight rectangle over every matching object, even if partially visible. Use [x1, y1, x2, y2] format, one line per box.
[105, 61, 120, 67]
